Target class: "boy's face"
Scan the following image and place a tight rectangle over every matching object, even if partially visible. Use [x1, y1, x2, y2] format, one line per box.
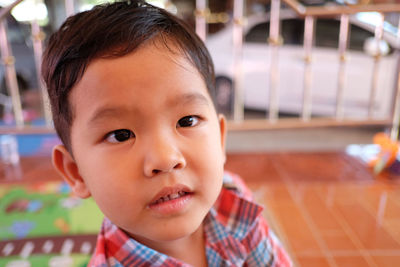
[53, 43, 227, 245]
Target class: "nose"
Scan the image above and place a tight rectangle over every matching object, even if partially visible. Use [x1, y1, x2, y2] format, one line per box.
[143, 135, 186, 177]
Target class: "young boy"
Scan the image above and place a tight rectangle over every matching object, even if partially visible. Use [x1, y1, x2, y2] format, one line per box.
[42, 1, 292, 266]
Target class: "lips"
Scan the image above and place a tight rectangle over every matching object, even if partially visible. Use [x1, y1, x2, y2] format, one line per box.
[149, 185, 192, 206]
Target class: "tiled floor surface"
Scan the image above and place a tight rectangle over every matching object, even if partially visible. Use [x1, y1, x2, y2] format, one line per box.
[225, 152, 400, 267]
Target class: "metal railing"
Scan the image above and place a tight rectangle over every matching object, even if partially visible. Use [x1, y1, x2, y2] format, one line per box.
[196, 0, 400, 140]
[0, 0, 400, 142]
[0, 0, 25, 128]
[282, 0, 400, 141]
[0, 0, 52, 132]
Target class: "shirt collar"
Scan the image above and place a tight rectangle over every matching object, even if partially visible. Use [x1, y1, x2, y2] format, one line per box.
[203, 188, 264, 266]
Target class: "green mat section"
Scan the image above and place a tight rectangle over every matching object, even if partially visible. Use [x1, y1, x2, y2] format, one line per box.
[0, 254, 90, 267]
[0, 181, 103, 267]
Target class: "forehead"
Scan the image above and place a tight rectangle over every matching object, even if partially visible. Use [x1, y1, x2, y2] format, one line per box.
[69, 43, 214, 123]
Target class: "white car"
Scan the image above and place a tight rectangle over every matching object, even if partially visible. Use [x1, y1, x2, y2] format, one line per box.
[206, 10, 398, 118]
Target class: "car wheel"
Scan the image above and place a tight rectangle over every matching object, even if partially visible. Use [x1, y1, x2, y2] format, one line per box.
[215, 76, 234, 117]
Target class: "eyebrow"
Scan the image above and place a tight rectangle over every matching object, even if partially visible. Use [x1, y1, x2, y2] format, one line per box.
[88, 92, 210, 126]
[88, 106, 133, 126]
[173, 93, 210, 107]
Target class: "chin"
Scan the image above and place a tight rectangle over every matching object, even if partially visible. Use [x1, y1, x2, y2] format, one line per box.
[155, 218, 203, 242]
[154, 215, 206, 243]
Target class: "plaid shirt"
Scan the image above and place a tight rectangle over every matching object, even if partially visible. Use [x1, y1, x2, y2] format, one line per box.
[89, 172, 292, 267]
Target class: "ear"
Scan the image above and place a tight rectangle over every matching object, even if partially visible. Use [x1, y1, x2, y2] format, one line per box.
[218, 114, 227, 163]
[52, 145, 91, 199]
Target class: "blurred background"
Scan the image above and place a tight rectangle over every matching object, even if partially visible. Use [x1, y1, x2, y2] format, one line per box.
[1, 0, 400, 266]
[1, 0, 400, 149]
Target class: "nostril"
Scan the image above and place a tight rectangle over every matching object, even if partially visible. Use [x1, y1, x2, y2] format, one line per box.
[173, 163, 182, 169]
[152, 169, 161, 175]
[150, 163, 182, 175]
[145, 153, 186, 177]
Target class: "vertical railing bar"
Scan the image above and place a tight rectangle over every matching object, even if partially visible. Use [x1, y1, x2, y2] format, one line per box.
[368, 12, 384, 118]
[195, 0, 207, 41]
[0, 0, 24, 22]
[390, 57, 400, 141]
[269, 0, 280, 42]
[301, 15, 314, 121]
[268, 0, 281, 122]
[335, 14, 349, 120]
[390, 16, 400, 141]
[0, 21, 24, 127]
[65, 0, 75, 17]
[232, 0, 244, 122]
[31, 1, 52, 127]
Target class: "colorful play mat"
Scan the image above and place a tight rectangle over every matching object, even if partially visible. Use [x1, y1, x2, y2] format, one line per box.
[0, 180, 103, 267]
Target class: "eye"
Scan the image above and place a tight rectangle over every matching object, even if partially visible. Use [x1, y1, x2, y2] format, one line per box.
[177, 116, 200, 128]
[105, 129, 135, 143]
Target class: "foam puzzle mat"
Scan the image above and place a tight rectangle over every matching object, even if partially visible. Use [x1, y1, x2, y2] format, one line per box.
[0, 181, 103, 267]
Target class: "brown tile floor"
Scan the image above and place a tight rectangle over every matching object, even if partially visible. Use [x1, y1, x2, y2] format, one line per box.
[2, 152, 400, 266]
[225, 152, 400, 267]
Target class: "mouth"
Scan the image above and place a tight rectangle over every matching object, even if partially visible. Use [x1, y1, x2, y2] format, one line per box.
[148, 185, 193, 210]
[151, 190, 191, 205]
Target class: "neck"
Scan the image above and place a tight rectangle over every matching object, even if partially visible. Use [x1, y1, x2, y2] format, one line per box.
[133, 225, 207, 267]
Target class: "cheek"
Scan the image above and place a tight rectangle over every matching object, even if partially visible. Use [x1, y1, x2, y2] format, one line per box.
[75, 152, 136, 200]
[189, 137, 225, 192]
[188, 132, 224, 168]
[86, 177, 143, 226]
[78, 149, 133, 176]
